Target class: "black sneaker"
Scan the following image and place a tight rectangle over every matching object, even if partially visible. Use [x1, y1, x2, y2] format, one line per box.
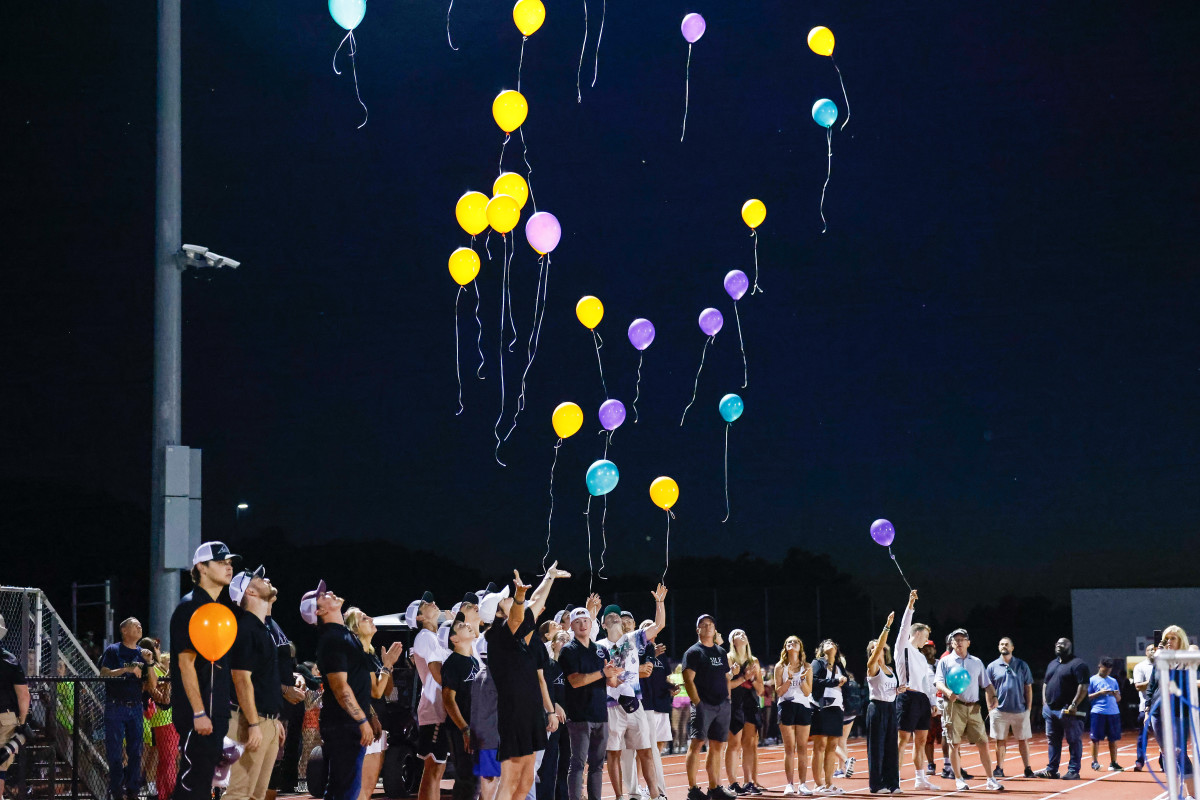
[710, 787, 738, 800]
[1062, 771, 1080, 781]
[992, 768, 1005, 779]
[729, 784, 745, 796]
[1109, 763, 1124, 772]
[748, 784, 765, 796]
[1023, 767, 1035, 779]
[1090, 761, 1101, 772]
[940, 767, 955, 780]
[926, 764, 936, 775]
[688, 787, 708, 800]
[960, 770, 975, 780]
[1033, 769, 1059, 779]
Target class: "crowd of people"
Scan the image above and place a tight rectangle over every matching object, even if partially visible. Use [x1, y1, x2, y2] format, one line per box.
[1, 540, 1195, 800]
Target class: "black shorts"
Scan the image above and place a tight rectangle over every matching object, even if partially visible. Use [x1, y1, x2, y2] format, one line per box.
[689, 700, 731, 743]
[418, 722, 451, 763]
[779, 701, 814, 727]
[810, 705, 843, 737]
[729, 693, 761, 734]
[896, 692, 932, 733]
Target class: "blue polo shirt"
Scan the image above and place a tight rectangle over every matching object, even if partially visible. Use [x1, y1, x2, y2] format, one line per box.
[101, 643, 145, 704]
[986, 656, 1033, 713]
[1089, 674, 1119, 715]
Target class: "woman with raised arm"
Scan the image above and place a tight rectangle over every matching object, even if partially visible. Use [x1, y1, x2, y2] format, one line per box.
[864, 613, 901, 794]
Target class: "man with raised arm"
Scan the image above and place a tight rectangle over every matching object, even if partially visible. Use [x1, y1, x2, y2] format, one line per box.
[894, 590, 940, 792]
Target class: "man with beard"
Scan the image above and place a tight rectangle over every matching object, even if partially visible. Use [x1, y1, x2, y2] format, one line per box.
[985, 637, 1034, 779]
[1034, 638, 1089, 781]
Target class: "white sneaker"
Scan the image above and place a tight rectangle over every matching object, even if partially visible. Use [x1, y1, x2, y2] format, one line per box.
[640, 788, 651, 800]
[984, 778, 1004, 791]
[845, 758, 856, 778]
[822, 788, 845, 796]
[783, 786, 796, 796]
[915, 776, 940, 791]
[797, 784, 814, 796]
[956, 778, 970, 791]
[890, 789, 905, 794]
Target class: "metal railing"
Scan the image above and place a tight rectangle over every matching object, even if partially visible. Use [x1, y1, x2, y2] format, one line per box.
[1154, 650, 1200, 800]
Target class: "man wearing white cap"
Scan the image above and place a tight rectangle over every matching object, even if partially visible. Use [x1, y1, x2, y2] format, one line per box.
[302, 580, 379, 800]
[169, 541, 237, 800]
[560, 605, 620, 800]
[408, 592, 450, 800]
[226, 567, 284, 800]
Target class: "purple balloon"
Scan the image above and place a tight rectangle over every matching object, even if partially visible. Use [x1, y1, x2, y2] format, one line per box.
[525, 211, 561, 254]
[870, 519, 896, 547]
[627, 318, 656, 351]
[598, 399, 627, 431]
[681, 12, 706, 44]
[698, 307, 723, 337]
[724, 270, 749, 301]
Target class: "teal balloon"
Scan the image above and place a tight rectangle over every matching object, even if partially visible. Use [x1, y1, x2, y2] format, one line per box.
[812, 98, 838, 129]
[586, 459, 620, 497]
[945, 666, 971, 695]
[719, 394, 744, 423]
[329, 0, 366, 30]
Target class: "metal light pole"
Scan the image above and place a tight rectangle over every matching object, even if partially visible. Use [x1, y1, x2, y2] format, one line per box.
[149, 0, 182, 648]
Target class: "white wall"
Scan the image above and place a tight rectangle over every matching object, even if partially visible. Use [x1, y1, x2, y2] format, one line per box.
[1070, 588, 1200, 674]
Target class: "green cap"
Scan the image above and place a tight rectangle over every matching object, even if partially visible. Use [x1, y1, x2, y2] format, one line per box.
[602, 604, 622, 619]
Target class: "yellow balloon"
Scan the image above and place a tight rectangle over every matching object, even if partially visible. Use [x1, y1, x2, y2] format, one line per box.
[741, 199, 766, 229]
[486, 194, 520, 234]
[575, 296, 604, 330]
[448, 247, 480, 286]
[552, 402, 583, 439]
[649, 476, 679, 510]
[493, 172, 529, 210]
[456, 191, 489, 236]
[492, 90, 528, 133]
[513, 0, 545, 37]
[807, 26, 835, 57]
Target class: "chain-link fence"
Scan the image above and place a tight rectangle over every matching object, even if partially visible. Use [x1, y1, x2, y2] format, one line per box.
[1, 587, 114, 799]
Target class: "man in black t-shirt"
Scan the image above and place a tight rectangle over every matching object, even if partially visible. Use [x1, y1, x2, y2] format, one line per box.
[302, 579, 378, 800]
[265, 589, 307, 799]
[560, 607, 619, 800]
[226, 567, 284, 800]
[682, 614, 735, 800]
[170, 541, 238, 800]
[99, 617, 156, 800]
[1035, 638, 1090, 780]
[442, 618, 481, 800]
[0, 613, 30, 799]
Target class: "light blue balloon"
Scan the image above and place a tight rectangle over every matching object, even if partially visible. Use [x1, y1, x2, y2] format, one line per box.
[945, 666, 971, 695]
[812, 98, 838, 129]
[329, 0, 366, 30]
[586, 459, 620, 497]
[719, 393, 744, 423]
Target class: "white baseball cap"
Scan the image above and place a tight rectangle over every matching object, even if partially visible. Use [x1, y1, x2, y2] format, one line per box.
[437, 621, 453, 651]
[299, 579, 328, 626]
[478, 585, 511, 624]
[569, 608, 591, 624]
[229, 566, 265, 604]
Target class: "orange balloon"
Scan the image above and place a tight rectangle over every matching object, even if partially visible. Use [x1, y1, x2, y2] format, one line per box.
[188, 602, 238, 662]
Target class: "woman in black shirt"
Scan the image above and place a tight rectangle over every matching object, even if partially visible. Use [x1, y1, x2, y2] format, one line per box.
[345, 608, 404, 800]
[809, 640, 847, 795]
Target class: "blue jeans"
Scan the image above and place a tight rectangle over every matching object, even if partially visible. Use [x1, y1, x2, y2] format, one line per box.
[105, 703, 144, 798]
[319, 723, 365, 800]
[1043, 708, 1082, 774]
[1137, 711, 1149, 765]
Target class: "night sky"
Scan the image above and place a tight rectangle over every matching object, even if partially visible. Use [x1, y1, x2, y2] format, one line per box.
[3, 0, 1198, 604]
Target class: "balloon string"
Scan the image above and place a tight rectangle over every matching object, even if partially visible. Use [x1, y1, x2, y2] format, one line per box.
[498, 132, 510, 177]
[734, 301, 748, 389]
[543, 439, 561, 575]
[592, 330, 608, 399]
[505, 252, 548, 442]
[473, 279, 485, 379]
[750, 229, 763, 295]
[888, 546, 913, 591]
[484, 231, 493, 261]
[519, 126, 536, 213]
[454, 286, 464, 416]
[721, 422, 731, 523]
[493, 239, 509, 467]
[832, 57, 849, 131]
[518, 37, 525, 92]
[598, 493, 609, 580]
[632, 352, 643, 423]
[586, 495, 594, 593]
[680, 43, 692, 142]
[576, 0, 588, 103]
[679, 335, 711, 426]
[820, 126, 832, 234]
[505, 236, 517, 352]
[662, 510, 674, 585]
[332, 30, 368, 129]
[591, 0, 605, 87]
[445, 0, 458, 50]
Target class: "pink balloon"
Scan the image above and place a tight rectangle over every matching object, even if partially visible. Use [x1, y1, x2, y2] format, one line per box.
[525, 211, 561, 254]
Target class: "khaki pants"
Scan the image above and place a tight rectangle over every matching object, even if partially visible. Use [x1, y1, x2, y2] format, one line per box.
[225, 710, 282, 800]
[1, 711, 19, 771]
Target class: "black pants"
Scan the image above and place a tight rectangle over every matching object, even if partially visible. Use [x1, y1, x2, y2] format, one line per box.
[320, 723, 365, 800]
[537, 726, 562, 800]
[447, 727, 478, 800]
[271, 698, 306, 792]
[866, 700, 899, 792]
[173, 718, 230, 800]
[556, 722, 571, 800]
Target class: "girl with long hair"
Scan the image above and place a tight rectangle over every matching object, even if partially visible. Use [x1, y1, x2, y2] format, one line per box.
[809, 640, 847, 795]
[773, 636, 814, 796]
[344, 608, 404, 800]
[725, 629, 765, 794]
[864, 614, 900, 794]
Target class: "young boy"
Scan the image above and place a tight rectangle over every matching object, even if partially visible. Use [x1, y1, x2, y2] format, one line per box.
[1087, 658, 1123, 771]
[442, 618, 482, 800]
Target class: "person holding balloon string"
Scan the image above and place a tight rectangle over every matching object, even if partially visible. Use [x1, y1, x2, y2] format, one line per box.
[893, 589, 941, 792]
[933, 630, 1005, 792]
[863, 613, 902, 795]
[303, 579, 381, 800]
[169, 541, 240, 800]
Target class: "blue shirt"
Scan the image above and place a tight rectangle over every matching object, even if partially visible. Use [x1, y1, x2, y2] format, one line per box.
[1089, 674, 1119, 715]
[101, 643, 145, 703]
[986, 656, 1032, 713]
